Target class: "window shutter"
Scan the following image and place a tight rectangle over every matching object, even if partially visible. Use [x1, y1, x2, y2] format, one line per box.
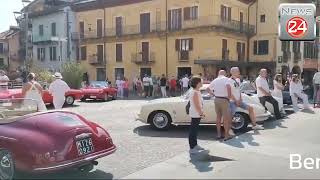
[237, 42, 241, 53]
[242, 43, 246, 55]
[168, 10, 172, 30]
[184, 7, 191, 20]
[189, 38, 193, 50]
[253, 41, 257, 55]
[175, 39, 180, 51]
[228, 7, 231, 21]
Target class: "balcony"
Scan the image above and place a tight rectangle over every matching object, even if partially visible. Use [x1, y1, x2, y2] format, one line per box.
[88, 55, 105, 65]
[77, 15, 255, 41]
[283, 51, 291, 63]
[178, 51, 190, 61]
[32, 34, 62, 44]
[131, 52, 155, 65]
[293, 52, 302, 63]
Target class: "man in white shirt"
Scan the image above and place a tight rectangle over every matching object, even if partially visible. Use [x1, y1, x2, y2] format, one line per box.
[49, 72, 71, 109]
[0, 70, 9, 90]
[227, 67, 264, 131]
[181, 75, 190, 93]
[116, 76, 123, 98]
[207, 70, 232, 140]
[290, 74, 310, 112]
[313, 71, 320, 104]
[142, 74, 150, 98]
[256, 69, 282, 119]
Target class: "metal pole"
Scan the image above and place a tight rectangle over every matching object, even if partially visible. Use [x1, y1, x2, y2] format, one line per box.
[165, 0, 168, 77]
[25, 11, 28, 71]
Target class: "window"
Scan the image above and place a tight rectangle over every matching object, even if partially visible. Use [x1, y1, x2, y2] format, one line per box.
[116, 44, 122, 62]
[51, 22, 56, 36]
[140, 13, 151, 33]
[97, 45, 104, 63]
[141, 42, 149, 62]
[97, 19, 103, 37]
[115, 68, 124, 80]
[116, 17, 123, 36]
[39, 25, 44, 36]
[168, 9, 182, 31]
[221, 5, 231, 21]
[237, 42, 245, 61]
[281, 41, 290, 52]
[175, 38, 193, 60]
[37, 47, 45, 61]
[260, 15, 266, 23]
[0, 43, 3, 54]
[81, 46, 87, 60]
[304, 42, 318, 59]
[0, 58, 4, 66]
[222, 39, 228, 60]
[253, 40, 269, 55]
[79, 21, 84, 38]
[184, 6, 198, 20]
[49, 47, 57, 61]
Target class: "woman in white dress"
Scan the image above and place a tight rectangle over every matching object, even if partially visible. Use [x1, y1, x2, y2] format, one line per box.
[22, 73, 47, 111]
[272, 74, 284, 99]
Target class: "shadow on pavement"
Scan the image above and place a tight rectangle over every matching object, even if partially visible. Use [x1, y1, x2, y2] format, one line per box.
[133, 125, 247, 141]
[223, 130, 260, 148]
[16, 169, 113, 180]
[189, 152, 234, 173]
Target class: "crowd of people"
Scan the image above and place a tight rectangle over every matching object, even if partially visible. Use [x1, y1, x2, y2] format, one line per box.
[187, 67, 314, 155]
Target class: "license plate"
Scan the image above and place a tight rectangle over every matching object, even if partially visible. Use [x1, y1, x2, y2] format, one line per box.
[90, 96, 97, 99]
[76, 138, 94, 156]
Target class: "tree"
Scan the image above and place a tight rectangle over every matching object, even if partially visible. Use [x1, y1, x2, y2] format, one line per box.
[61, 62, 84, 89]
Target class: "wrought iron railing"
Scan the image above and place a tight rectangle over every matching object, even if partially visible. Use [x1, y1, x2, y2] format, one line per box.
[131, 52, 155, 64]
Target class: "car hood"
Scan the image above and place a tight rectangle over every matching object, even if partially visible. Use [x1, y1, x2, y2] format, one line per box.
[81, 88, 104, 93]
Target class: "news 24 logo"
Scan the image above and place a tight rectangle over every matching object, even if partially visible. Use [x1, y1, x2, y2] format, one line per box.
[279, 3, 316, 41]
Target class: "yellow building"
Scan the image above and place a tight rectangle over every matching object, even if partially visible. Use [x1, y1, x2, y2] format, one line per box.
[74, 0, 314, 83]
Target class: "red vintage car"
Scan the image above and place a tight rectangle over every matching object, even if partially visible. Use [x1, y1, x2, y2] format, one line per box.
[0, 99, 116, 179]
[81, 81, 117, 102]
[0, 88, 83, 106]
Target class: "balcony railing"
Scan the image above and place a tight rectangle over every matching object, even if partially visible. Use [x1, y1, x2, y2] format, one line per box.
[88, 55, 105, 65]
[32, 34, 60, 43]
[283, 51, 291, 63]
[76, 15, 255, 40]
[131, 52, 155, 64]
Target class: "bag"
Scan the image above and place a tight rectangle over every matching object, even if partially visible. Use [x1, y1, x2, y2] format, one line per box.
[185, 101, 190, 115]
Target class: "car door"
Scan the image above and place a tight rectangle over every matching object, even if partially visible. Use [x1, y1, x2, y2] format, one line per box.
[172, 98, 190, 123]
[202, 95, 216, 123]
[42, 90, 53, 104]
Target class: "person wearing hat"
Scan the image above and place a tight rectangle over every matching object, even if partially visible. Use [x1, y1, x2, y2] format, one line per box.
[49, 72, 70, 109]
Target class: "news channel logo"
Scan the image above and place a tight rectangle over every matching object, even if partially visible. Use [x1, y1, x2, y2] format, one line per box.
[279, 3, 316, 41]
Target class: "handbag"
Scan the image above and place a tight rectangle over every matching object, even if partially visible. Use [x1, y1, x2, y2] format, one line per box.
[185, 101, 190, 115]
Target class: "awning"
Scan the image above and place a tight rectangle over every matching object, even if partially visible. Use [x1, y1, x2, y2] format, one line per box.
[194, 59, 276, 69]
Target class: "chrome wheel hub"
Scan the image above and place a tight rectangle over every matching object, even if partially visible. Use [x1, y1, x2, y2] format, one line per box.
[232, 114, 245, 130]
[0, 156, 10, 168]
[153, 113, 168, 128]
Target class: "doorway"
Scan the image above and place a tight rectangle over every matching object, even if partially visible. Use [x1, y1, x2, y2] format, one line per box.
[177, 67, 191, 79]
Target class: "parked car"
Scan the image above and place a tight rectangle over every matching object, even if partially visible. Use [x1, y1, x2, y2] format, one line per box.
[0, 88, 83, 106]
[136, 84, 282, 132]
[0, 99, 116, 179]
[81, 81, 117, 102]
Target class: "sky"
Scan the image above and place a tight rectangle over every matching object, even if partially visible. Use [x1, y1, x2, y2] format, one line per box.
[0, 0, 25, 32]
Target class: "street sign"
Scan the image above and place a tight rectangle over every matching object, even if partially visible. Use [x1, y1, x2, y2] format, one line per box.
[279, 3, 316, 41]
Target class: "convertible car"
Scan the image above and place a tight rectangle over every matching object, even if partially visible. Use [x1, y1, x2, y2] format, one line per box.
[0, 99, 116, 180]
[0, 88, 83, 106]
[81, 81, 117, 102]
[136, 84, 283, 132]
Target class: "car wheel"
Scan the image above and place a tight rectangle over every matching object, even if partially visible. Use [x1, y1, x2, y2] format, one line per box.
[65, 96, 75, 106]
[112, 93, 117, 100]
[0, 149, 15, 180]
[149, 111, 172, 130]
[231, 113, 249, 132]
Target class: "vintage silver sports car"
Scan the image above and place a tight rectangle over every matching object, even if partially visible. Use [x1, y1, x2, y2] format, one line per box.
[136, 84, 283, 131]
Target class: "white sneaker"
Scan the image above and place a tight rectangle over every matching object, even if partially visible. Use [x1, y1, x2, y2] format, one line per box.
[229, 129, 235, 136]
[194, 145, 205, 151]
[252, 125, 264, 130]
[189, 148, 200, 154]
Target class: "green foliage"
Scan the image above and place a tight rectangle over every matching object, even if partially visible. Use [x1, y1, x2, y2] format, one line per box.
[30, 65, 54, 84]
[61, 62, 84, 89]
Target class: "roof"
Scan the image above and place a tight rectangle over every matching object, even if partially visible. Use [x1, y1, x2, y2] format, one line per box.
[72, 0, 152, 12]
[0, 28, 19, 40]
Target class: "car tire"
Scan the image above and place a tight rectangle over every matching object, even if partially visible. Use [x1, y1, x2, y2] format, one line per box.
[0, 149, 15, 180]
[65, 96, 75, 106]
[231, 112, 250, 132]
[78, 163, 94, 174]
[149, 111, 172, 130]
[112, 93, 117, 100]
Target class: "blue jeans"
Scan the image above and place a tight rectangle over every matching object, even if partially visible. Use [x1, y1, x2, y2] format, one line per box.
[229, 101, 249, 116]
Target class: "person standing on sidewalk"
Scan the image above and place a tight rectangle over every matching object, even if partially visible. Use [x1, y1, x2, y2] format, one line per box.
[160, 74, 167, 98]
[181, 75, 190, 94]
[227, 67, 264, 132]
[256, 69, 282, 120]
[170, 76, 177, 97]
[290, 74, 311, 112]
[143, 74, 150, 98]
[313, 71, 320, 105]
[49, 72, 70, 109]
[188, 76, 208, 154]
[207, 70, 232, 140]
[0, 70, 9, 91]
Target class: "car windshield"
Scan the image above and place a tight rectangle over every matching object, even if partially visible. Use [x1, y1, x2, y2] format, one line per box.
[0, 99, 38, 124]
[90, 81, 109, 88]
